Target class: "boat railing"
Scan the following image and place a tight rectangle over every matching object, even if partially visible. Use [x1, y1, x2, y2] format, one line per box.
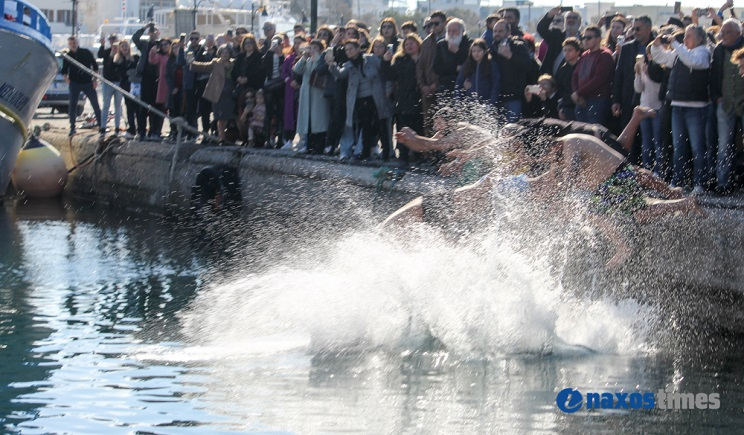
[0, 0, 52, 41]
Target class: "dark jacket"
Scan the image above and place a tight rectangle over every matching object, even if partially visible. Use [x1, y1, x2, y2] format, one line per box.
[710, 36, 744, 104]
[176, 43, 204, 90]
[554, 60, 576, 111]
[668, 58, 710, 102]
[381, 54, 421, 115]
[112, 54, 140, 91]
[492, 37, 535, 101]
[97, 46, 121, 82]
[61, 47, 98, 83]
[455, 60, 501, 105]
[232, 50, 264, 91]
[261, 51, 285, 84]
[132, 27, 159, 80]
[612, 39, 651, 111]
[433, 35, 471, 92]
[537, 13, 567, 75]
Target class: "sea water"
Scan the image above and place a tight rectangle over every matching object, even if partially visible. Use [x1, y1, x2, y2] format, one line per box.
[1, 198, 743, 434]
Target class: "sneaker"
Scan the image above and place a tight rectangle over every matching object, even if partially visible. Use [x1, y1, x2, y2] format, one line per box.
[691, 185, 705, 196]
[68, 128, 76, 137]
[281, 140, 293, 150]
[147, 134, 161, 142]
[297, 146, 307, 153]
[137, 133, 146, 142]
[124, 132, 135, 140]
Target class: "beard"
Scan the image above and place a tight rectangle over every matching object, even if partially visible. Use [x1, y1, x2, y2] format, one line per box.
[446, 33, 462, 47]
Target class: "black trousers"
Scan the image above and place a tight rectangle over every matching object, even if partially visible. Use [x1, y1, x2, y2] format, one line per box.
[264, 87, 283, 145]
[353, 96, 380, 159]
[138, 78, 163, 136]
[68, 81, 101, 130]
[194, 79, 212, 132]
[326, 81, 347, 149]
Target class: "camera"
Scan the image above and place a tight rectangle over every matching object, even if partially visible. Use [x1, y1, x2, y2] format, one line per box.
[387, 43, 394, 53]
[661, 35, 672, 44]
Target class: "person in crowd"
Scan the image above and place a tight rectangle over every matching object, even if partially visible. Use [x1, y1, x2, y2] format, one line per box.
[571, 26, 615, 125]
[481, 14, 500, 48]
[325, 25, 358, 156]
[434, 18, 471, 93]
[554, 37, 580, 120]
[537, 13, 565, 63]
[455, 38, 501, 106]
[294, 39, 331, 154]
[98, 34, 123, 135]
[190, 45, 237, 144]
[293, 23, 306, 37]
[326, 39, 392, 161]
[417, 10, 447, 134]
[240, 88, 266, 146]
[634, 43, 665, 173]
[148, 38, 173, 141]
[165, 41, 183, 140]
[524, 74, 560, 118]
[400, 21, 417, 38]
[315, 25, 334, 47]
[711, 18, 744, 195]
[496, 7, 525, 38]
[177, 31, 204, 137]
[423, 17, 433, 36]
[61, 36, 102, 137]
[262, 34, 286, 147]
[602, 16, 628, 55]
[538, 7, 582, 75]
[261, 21, 276, 55]
[112, 39, 140, 139]
[491, 19, 535, 122]
[652, 25, 712, 194]
[379, 17, 401, 53]
[612, 15, 654, 152]
[358, 28, 371, 52]
[232, 33, 264, 141]
[280, 35, 305, 149]
[133, 23, 163, 140]
[382, 33, 424, 165]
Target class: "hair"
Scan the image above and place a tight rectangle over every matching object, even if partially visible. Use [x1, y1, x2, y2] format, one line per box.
[498, 7, 520, 21]
[430, 10, 446, 22]
[368, 35, 386, 54]
[731, 47, 744, 63]
[316, 25, 334, 44]
[158, 37, 172, 51]
[343, 38, 360, 49]
[380, 17, 398, 41]
[485, 13, 500, 26]
[493, 19, 511, 35]
[562, 37, 581, 52]
[235, 26, 248, 34]
[461, 38, 492, 79]
[584, 26, 602, 39]
[721, 18, 743, 34]
[344, 26, 360, 40]
[686, 24, 707, 46]
[446, 18, 466, 35]
[217, 44, 231, 56]
[401, 20, 417, 33]
[602, 16, 627, 49]
[67, 36, 76, 42]
[392, 33, 422, 64]
[309, 38, 326, 52]
[537, 74, 556, 89]
[358, 28, 369, 44]
[113, 39, 133, 63]
[240, 34, 258, 53]
[635, 15, 652, 28]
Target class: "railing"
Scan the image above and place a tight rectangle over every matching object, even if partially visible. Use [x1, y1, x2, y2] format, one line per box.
[0, 0, 52, 40]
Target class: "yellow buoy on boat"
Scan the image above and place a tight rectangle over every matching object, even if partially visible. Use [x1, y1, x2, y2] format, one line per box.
[11, 135, 67, 198]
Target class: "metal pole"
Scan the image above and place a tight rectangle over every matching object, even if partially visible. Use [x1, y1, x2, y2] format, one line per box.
[310, 0, 317, 34]
[71, 0, 77, 37]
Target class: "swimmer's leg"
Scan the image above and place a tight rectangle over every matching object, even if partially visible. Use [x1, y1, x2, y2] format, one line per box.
[635, 168, 684, 199]
[589, 215, 632, 268]
[633, 196, 707, 224]
[617, 106, 657, 154]
[381, 196, 425, 228]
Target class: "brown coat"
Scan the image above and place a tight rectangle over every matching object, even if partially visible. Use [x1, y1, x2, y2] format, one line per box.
[416, 34, 440, 94]
[190, 59, 234, 103]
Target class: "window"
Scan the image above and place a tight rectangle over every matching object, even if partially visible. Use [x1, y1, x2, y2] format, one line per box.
[57, 9, 71, 25]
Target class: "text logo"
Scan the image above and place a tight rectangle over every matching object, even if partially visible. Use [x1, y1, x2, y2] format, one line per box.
[556, 388, 720, 412]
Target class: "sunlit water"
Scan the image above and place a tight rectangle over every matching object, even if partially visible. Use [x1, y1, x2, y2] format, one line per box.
[1, 198, 743, 434]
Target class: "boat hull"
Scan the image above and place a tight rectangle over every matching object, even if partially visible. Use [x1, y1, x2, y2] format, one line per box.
[0, 27, 57, 199]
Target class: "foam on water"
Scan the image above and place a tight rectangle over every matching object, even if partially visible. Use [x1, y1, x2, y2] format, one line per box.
[176, 226, 657, 362]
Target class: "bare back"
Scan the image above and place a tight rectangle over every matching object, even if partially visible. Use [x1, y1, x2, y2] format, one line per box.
[561, 133, 626, 191]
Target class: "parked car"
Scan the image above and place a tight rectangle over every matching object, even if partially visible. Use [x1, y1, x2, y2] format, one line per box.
[38, 52, 86, 116]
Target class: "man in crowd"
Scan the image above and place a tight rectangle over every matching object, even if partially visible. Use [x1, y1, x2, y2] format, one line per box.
[62, 36, 102, 137]
[433, 18, 470, 93]
[417, 10, 446, 134]
[491, 20, 535, 122]
[97, 33, 121, 135]
[177, 30, 204, 136]
[497, 7, 525, 38]
[555, 37, 581, 120]
[572, 26, 615, 125]
[261, 21, 276, 55]
[538, 7, 582, 75]
[132, 23, 162, 140]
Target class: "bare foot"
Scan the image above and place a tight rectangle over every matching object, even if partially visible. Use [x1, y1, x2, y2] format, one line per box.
[685, 196, 708, 218]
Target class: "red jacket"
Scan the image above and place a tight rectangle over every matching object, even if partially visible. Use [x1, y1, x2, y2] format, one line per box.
[572, 47, 614, 99]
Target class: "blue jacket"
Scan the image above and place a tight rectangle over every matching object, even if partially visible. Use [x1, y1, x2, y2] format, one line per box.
[455, 60, 501, 105]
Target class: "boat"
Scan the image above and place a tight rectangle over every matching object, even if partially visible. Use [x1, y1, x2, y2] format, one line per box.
[0, 0, 57, 201]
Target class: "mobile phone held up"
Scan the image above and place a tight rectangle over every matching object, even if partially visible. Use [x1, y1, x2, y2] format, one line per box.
[560, 6, 573, 13]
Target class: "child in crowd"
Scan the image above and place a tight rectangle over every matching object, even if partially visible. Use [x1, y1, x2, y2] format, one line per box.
[240, 89, 266, 147]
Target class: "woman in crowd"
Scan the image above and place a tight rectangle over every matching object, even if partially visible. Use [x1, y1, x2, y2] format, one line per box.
[112, 39, 140, 139]
[191, 45, 237, 143]
[379, 17, 400, 53]
[294, 39, 331, 154]
[232, 34, 264, 141]
[148, 38, 172, 140]
[368, 36, 394, 159]
[455, 38, 501, 106]
[634, 43, 665, 175]
[280, 35, 305, 149]
[382, 33, 423, 164]
[165, 41, 184, 140]
[602, 16, 628, 55]
[261, 35, 286, 147]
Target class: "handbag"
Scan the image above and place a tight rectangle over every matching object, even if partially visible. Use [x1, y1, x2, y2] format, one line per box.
[309, 70, 326, 89]
[264, 77, 284, 92]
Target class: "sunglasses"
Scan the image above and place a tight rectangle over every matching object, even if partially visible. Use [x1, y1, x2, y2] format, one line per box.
[430, 21, 442, 27]
[381, 24, 394, 29]
[582, 35, 595, 40]
[189, 36, 199, 40]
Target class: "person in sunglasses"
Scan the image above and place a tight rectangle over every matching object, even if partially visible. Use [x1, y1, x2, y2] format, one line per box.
[571, 26, 614, 126]
[537, 7, 582, 76]
[417, 10, 447, 135]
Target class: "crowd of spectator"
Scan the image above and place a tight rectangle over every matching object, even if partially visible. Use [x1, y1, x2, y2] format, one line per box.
[62, 1, 744, 195]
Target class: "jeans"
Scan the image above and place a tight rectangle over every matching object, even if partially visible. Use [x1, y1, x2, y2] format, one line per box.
[101, 82, 122, 132]
[671, 105, 709, 187]
[68, 81, 101, 131]
[716, 104, 744, 190]
[640, 115, 664, 173]
[500, 99, 522, 123]
[574, 97, 610, 126]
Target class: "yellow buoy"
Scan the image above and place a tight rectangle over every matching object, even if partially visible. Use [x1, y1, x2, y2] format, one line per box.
[11, 135, 67, 198]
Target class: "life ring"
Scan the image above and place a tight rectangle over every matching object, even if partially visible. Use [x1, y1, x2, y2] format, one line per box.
[190, 165, 242, 216]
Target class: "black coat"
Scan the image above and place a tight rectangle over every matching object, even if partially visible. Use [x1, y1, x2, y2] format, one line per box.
[491, 37, 536, 101]
[98, 46, 121, 82]
[536, 13, 566, 75]
[382, 54, 421, 115]
[61, 47, 98, 83]
[433, 35, 471, 92]
[710, 37, 744, 103]
[132, 26, 159, 80]
[232, 51, 264, 91]
[612, 40, 649, 113]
